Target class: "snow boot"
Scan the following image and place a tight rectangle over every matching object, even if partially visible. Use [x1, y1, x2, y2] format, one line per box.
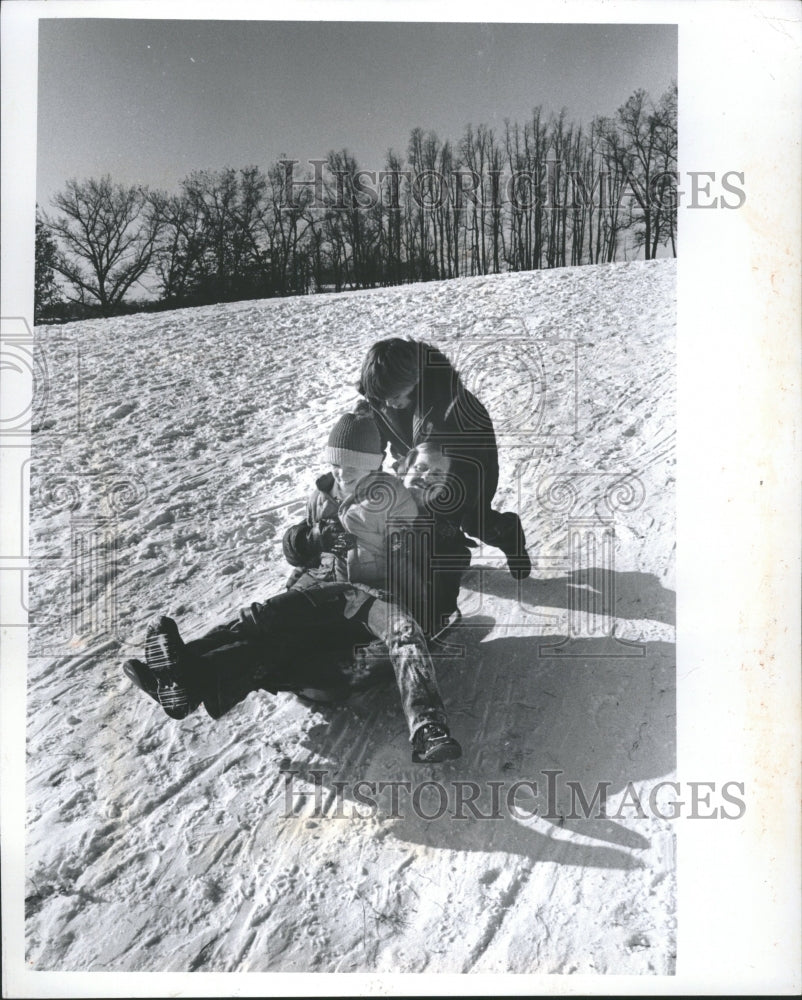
[122, 656, 198, 720]
[411, 722, 462, 764]
[143, 615, 198, 719]
[122, 657, 162, 708]
[492, 511, 531, 580]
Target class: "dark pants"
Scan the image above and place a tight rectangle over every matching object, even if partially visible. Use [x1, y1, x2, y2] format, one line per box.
[186, 583, 447, 737]
[450, 450, 526, 556]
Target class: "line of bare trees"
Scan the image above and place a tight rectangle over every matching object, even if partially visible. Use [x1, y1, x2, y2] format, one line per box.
[36, 84, 676, 322]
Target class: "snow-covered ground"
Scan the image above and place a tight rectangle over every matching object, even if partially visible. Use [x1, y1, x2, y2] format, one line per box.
[25, 259, 676, 974]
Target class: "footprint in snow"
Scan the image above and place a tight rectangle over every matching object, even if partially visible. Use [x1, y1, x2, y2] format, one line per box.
[107, 402, 137, 420]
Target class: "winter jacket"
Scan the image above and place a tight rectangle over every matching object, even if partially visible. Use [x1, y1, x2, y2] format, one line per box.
[282, 470, 420, 590]
[338, 472, 421, 588]
[282, 469, 472, 632]
[405, 510, 473, 635]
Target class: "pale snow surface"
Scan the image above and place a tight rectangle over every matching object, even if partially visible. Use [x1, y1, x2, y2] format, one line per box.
[26, 259, 676, 974]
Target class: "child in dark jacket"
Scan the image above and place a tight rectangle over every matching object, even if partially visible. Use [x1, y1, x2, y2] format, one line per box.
[358, 337, 531, 580]
[123, 411, 466, 764]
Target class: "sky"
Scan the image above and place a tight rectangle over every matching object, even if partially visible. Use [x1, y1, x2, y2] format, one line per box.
[36, 18, 677, 208]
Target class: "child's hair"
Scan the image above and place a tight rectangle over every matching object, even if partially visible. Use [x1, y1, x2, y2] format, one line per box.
[401, 441, 450, 474]
[358, 338, 466, 406]
[357, 338, 422, 402]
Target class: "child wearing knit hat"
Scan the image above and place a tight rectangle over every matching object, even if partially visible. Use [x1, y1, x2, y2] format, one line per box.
[124, 409, 465, 765]
[283, 410, 469, 631]
[278, 408, 466, 761]
[325, 409, 385, 497]
[283, 408, 427, 592]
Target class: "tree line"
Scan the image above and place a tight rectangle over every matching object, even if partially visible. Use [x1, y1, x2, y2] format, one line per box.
[35, 83, 676, 322]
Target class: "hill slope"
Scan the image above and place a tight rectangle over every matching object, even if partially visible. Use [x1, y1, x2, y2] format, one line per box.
[25, 259, 676, 974]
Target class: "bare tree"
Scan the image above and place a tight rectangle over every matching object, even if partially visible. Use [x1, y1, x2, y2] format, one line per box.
[150, 189, 205, 304]
[652, 81, 678, 257]
[437, 140, 462, 279]
[606, 87, 677, 260]
[459, 123, 491, 275]
[382, 150, 406, 285]
[407, 128, 433, 280]
[179, 168, 240, 301]
[261, 160, 314, 295]
[594, 116, 634, 262]
[34, 209, 62, 322]
[46, 176, 161, 316]
[45, 85, 677, 317]
[487, 130, 505, 274]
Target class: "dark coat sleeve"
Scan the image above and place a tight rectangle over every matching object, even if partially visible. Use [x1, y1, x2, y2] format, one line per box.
[281, 484, 332, 568]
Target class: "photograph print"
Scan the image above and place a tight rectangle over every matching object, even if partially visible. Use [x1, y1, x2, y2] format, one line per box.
[20, 7, 683, 983]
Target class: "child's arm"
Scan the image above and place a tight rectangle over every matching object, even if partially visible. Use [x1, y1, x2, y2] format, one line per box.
[281, 489, 328, 569]
[282, 516, 356, 569]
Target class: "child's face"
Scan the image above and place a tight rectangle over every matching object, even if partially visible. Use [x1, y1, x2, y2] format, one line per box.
[403, 445, 451, 505]
[331, 464, 369, 497]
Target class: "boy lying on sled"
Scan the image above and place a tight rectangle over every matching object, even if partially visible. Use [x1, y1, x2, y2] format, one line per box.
[123, 410, 471, 764]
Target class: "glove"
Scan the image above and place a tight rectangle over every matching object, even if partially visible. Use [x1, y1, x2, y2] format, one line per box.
[318, 518, 357, 558]
[283, 522, 321, 567]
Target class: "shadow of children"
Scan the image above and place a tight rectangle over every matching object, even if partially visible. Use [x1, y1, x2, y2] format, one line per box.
[285, 607, 675, 872]
[461, 566, 676, 626]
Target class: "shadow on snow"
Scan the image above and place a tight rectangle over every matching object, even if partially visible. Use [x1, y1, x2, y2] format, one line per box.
[285, 569, 675, 872]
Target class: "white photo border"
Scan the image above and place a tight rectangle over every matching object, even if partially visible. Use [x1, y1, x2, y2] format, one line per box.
[2, 1, 800, 995]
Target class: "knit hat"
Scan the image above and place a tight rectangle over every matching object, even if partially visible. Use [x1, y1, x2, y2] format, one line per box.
[325, 412, 383, 469]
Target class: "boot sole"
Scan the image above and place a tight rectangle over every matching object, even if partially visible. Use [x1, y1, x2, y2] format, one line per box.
[123, 657, 192, 720]
[144, 623, 194, 719]
[412, 738, 462, 764]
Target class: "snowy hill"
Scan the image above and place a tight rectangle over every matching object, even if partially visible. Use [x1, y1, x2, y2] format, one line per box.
[25, 259, 676, 974]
